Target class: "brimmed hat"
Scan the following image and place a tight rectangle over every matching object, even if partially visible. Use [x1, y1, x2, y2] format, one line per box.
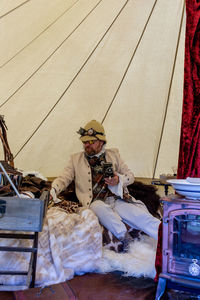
[77, 120, 106, 143]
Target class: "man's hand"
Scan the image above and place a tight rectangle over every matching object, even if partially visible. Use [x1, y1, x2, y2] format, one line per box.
[50, 187, 60, 203]
[104, 174, 119, 186]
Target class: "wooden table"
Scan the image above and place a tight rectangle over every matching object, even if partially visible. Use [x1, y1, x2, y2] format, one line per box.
[151, 179, 171, 196]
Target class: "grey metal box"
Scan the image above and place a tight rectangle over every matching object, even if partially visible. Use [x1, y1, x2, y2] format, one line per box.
[0, 191, 49, 232]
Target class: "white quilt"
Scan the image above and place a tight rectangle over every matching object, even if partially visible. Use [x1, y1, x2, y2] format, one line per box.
[0, 207, 157, 289]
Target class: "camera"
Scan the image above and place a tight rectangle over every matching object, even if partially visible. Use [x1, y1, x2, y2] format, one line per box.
[102, 162, 114, 178]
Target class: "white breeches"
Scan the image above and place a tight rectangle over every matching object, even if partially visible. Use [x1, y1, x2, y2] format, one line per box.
[90, 197, 160, 240]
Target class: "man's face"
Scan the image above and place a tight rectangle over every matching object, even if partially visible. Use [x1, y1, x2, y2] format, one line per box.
[83, 140, 104, 156]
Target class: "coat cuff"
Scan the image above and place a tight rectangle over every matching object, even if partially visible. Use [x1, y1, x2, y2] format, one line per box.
[108, 173, 123, 198]
[50, 187, 62, 203]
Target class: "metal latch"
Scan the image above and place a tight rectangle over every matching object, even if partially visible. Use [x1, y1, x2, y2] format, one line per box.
[0, 200, 6, 217]
[163, 217, 169, 223]
[163, 249, 170, 256]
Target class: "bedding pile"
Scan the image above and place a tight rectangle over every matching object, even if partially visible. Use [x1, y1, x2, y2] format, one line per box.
[0, 206, 157, 288]
[0, 207, 102, 287]
[0, 173, 159, 289]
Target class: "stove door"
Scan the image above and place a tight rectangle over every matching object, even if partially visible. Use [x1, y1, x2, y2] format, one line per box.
[168, 209, 200, 278]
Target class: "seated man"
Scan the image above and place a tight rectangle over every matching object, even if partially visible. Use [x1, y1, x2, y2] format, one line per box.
[50, 120, 160, 243]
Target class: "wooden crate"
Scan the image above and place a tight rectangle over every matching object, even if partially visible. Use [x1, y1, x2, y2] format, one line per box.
[0, 191, 49, 232]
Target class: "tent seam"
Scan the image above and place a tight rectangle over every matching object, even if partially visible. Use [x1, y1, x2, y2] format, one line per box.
[13, 0, 130, 158]
[152, 0, 186, 179]
[0, 0, 31, 19]
[101, 0, 158, 125]
[0, 0, 102, 108]
[0, 0, 80, 68]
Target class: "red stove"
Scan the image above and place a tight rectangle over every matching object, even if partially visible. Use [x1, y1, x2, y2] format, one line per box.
[155, 195, 200, 299]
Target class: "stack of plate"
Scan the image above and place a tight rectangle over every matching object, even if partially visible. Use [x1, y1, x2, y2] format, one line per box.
[167, 178, 200, 200]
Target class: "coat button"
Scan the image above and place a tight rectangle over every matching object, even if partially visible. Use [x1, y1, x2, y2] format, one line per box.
[88, 179, 91, 182]
[87, 202, 89, 205]
[89, 188, 91, 191]
[88, 172, 91, 175]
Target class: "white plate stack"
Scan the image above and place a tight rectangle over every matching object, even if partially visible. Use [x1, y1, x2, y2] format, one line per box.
[167, 177, 200, 200]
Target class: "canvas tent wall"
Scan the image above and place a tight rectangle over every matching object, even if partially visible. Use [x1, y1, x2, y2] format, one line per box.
[0, 0, 185, 178]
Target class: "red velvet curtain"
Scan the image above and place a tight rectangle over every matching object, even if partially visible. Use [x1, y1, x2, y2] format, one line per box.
[177, 0, 200, 179]
[155, 0, 200, 281]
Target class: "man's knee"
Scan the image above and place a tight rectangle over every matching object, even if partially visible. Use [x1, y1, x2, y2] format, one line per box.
[90, 199, 105, 211]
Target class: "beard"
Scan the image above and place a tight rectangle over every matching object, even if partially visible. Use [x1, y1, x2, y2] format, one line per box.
[84, 147, 96, 156]
[84, 142, 103, 156]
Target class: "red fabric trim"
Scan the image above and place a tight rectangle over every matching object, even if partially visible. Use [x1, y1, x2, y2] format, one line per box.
[154, 222, 163, 282]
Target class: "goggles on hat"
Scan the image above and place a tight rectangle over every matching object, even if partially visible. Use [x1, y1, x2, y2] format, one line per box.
[77, 127, 104, 137]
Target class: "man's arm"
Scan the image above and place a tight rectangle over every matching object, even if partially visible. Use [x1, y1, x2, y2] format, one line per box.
[50, 155, 75, 200]
[105, 148, 134, 198]
[114, 148, 134, 187]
